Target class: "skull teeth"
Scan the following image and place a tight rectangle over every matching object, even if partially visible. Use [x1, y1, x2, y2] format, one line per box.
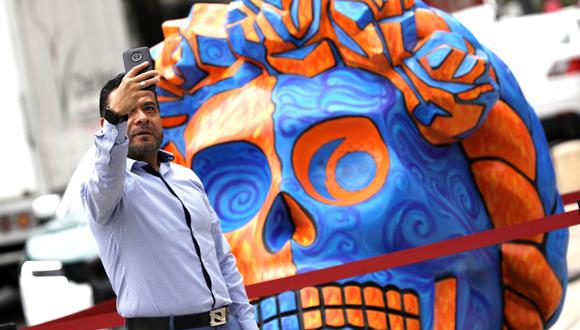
[253, 282, 421, 329]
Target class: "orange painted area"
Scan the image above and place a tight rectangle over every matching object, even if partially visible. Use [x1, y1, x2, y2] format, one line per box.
[501, 243, 563, 320]
[503, 290, 543, 330]
[161, 115, 188, 129]
[156, 30, 186, 90]
[256, 12, 296, 55]
[163, 142, 186, 166]
[301, 287, 321, 308]
[387, 70, 421, 112]
[434, 277, 457, 330]
[377, 0, 403, 19]
[331, 7, 384, 61]
[419, 47, 486, 85]
[402, 64, 486, 144]
[302, 310, 323, 329]
[282, 193, 316, 246]
[157, 95, 181, 103]
[364, 287, 386, 307]
[404, 0, 415, 9]
[293, 117, 390, 206]
[386, 290, 402, 310]
[326, 309, 346, 327]
[470, 161, 544, 242]
[406, 318, 421, 330]
[379, 21, 411, 66]
[457, 83, 494, 101]
[368, 311, 388, 329]
[185, 74, 297, 285]
[262, 0, 314, 40]
[268, 40, 336, 77]
[345, 285, 363, 304]
[403, 293, 420, 315]
[462, 101, 536, 181]
[322, 286, 343, 305]
[189, 60, 243, 95]
[188, 3, 228, 38]
[346, 309, 365, 327]
[415, 9, 450, 39]
[388, 314, 404, 330]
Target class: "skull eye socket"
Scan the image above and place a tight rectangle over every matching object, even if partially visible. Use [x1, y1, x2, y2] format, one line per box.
[192, 141, 272, 232]
[292, 116, 389, 206]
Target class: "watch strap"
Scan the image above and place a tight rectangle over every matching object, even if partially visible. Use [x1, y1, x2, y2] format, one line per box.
[104, 106, 128, 125]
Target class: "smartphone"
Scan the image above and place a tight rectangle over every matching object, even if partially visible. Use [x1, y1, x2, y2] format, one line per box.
[122, 47, 155, 91]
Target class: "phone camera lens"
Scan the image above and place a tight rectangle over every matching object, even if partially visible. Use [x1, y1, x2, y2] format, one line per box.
[131, 52, 143, 62]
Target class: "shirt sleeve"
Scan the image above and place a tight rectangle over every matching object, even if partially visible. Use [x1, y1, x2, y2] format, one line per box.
[80, 121, 129, 225]
[209, 207, 258, 329]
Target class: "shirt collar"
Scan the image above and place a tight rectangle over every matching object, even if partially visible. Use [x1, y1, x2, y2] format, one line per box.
[127, 149, 175, 172]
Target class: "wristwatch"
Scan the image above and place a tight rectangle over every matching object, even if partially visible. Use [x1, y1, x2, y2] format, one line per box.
[104, 106, 128, 125]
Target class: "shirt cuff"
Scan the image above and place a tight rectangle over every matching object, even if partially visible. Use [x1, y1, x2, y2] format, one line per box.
[101, 121, 128, 145]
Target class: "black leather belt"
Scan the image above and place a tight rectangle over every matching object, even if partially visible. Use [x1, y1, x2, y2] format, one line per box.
[126, 306, 228, 330]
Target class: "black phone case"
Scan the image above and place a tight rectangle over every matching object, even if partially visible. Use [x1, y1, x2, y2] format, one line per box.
[122, 47, 155, 91]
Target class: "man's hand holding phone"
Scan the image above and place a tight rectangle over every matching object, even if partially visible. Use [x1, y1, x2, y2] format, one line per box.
[107, 62, 160, 117]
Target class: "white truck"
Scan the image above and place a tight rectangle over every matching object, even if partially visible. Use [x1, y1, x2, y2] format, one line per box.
[0, 0, 131, 317]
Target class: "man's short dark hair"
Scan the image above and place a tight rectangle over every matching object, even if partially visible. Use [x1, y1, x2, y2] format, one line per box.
[99, 73, 125, 118]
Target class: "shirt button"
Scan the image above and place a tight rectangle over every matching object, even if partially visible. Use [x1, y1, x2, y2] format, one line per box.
[112, 128, 117, 134]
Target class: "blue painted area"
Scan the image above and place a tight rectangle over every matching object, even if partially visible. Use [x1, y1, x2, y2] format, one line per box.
[262, 7, 297, 43]
[227, 8, 247, 23]
[333, 22, 366, 57]
[192, 142, 271, 232]
[426, 46, 451, 69]
[454, 54, 478, 79]
[262, 321, 280, 330]
[335, 151, 377, 192]
[400, 12, 418, 52]
[281, 316, 300, 328]
[264, 0, 283, 10]
[545, 226, 569, 327]
[263, 194, 295, 252]
[227, 24, 271, 70]
[309, 139, 342, 201]
[302, 0, 323, 43]
[404, 57, 472, 95]
[260, 297, 278, 321]
[278, 291, 297, 313]
[415, 31, 467, 59]
[158, 2, 568, 328]
[271, 68, 501, 328]
[197, 36, 237, 67]
[290, 0, 300, 32]
[241, 0, 260, 13]
[412, 102, 450, 126]
[176, 35, 208, 90]
[333, 0, 373, 30]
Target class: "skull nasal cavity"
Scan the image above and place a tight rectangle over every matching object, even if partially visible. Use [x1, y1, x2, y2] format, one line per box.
[263, 193, 316, 253]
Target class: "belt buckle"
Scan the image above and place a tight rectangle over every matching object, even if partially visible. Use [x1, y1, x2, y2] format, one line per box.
[209, 307, 227, 327]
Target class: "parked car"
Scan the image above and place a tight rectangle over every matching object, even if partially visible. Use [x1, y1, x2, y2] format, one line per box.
[19, 147, 114, 326]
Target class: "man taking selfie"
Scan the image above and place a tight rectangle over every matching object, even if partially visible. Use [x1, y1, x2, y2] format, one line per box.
[81, 61, 257, 330]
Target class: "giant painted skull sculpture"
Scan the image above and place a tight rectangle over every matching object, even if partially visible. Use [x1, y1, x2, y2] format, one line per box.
[153, 0, 568, 328]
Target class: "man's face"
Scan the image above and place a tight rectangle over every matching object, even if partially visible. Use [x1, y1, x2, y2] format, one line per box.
[109, 89, 163, 161]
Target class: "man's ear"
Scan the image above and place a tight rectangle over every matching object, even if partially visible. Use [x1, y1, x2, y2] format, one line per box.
[100, 118, 104, 127]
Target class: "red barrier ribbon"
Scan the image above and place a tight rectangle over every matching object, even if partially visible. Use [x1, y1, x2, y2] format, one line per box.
[22, 207, 580, 330]
[562, 190, 580, 206]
